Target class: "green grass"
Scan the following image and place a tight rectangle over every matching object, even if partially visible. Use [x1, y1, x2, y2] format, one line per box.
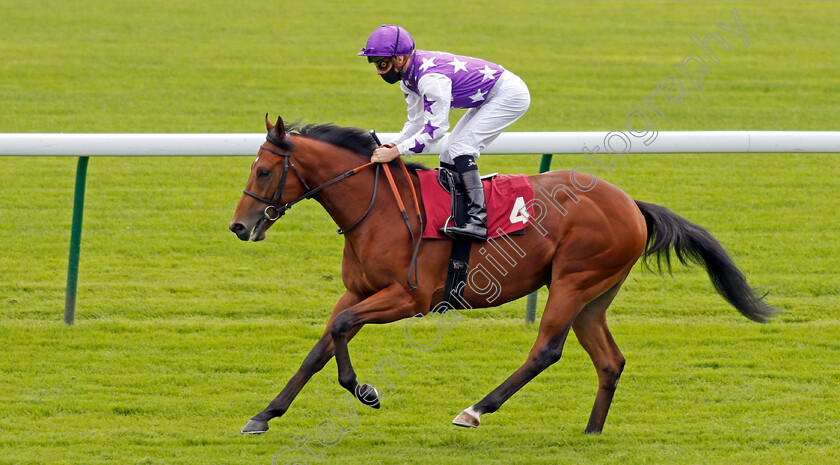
[1, 1, 839, 464]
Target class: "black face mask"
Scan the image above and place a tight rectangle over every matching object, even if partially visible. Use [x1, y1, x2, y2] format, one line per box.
[380, 63, 402, 84]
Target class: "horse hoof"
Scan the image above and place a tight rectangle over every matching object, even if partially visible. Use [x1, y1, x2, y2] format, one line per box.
[356, 383, 381, 409]
[452, 407, 481, 428]
[241, 419, 269, 434]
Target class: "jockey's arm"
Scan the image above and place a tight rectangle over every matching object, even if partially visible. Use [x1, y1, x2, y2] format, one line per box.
[389, 83, 423, 148]
[394, 73, 451, 157]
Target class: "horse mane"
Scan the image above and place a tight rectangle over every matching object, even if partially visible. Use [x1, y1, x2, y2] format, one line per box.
[283, 121, 430, 172]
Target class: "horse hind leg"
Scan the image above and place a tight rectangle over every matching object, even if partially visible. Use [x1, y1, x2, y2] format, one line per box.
[452, 281, 586, 428]
[572, 277, 628, 434]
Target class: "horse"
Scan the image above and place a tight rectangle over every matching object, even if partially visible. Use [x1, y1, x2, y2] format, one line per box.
[229, 115, 776, 435]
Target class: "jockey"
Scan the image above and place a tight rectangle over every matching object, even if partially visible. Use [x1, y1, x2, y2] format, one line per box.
[359, 25, 530, 241]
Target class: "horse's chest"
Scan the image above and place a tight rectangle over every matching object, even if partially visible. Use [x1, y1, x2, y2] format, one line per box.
[341, 251, 390, 296]
[345, 268, 390, 297]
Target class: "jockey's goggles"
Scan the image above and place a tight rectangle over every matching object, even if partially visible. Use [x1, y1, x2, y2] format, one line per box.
[369, 57, 392, 70]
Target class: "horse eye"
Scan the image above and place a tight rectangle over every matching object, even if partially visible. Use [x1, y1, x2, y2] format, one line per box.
[257, 168, 271, 179]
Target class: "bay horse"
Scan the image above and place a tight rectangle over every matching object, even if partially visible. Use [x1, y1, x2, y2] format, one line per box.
[229, 115, 775, 435]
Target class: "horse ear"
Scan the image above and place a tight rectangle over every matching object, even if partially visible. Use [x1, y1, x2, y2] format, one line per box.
[265, 113, 273, 131]
[275, 115, 286, 135]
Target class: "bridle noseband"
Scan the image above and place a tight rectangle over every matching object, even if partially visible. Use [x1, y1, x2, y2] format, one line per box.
[242, 128, 311, 221]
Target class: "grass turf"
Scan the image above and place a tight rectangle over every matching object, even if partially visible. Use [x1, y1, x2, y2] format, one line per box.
[1, 1, 838, 464]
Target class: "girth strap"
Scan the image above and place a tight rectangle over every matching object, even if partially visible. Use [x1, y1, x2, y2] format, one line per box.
[442, 239, 471, 309]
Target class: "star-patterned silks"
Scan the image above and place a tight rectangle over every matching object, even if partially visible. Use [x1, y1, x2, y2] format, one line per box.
[449, 57, 468, 74]
[401, 50, 505, 110]
[423, 95, 435, 114]
[422, 120, 439, 137]
[409, 139, 426, 154]
[420, 57, 436, 72]
[469, 88, 487, 103]
[479, 65, 497, 81]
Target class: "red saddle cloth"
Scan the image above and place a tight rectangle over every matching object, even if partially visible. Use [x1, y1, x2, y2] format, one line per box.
[417, 170, 535, 240]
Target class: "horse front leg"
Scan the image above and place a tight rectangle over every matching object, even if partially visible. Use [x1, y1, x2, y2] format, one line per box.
[241, 292, 360, 434]
[329, 283, 420, 408]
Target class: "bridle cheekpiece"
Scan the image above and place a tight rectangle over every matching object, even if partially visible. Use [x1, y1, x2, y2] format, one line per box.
[242, 127, 311, 221]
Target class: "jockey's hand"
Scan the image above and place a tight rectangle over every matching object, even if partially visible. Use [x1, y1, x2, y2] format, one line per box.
[371, 144, 400, 163]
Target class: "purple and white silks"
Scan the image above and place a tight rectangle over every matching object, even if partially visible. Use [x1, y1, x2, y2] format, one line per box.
[391, 50, 511, 157]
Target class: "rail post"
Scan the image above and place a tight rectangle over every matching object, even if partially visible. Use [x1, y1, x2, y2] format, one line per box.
[64, 156, 89, 325]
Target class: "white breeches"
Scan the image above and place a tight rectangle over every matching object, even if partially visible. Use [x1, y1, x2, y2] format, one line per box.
[439, 71, 531, 164]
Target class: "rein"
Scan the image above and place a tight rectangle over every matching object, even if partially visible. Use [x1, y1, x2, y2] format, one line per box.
[243, 128, 424, 289]
[371, 131, 424, 289]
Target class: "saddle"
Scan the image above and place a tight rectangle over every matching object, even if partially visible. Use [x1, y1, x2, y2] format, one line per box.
[418, 167, 533, 240]
[425, 165, 534, 310]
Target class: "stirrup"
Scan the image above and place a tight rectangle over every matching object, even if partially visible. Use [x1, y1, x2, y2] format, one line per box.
[440, 222, 487, 241]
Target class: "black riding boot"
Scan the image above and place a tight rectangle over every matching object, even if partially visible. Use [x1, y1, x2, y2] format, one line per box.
[440, 157, 488, 241]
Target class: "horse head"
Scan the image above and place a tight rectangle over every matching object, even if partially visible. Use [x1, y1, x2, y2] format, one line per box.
[229, 115, 310, 241]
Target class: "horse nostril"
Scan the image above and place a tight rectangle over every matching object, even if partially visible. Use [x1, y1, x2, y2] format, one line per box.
[230, 222, 245, 233]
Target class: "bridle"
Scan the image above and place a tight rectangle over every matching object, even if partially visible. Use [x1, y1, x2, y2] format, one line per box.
[244, 126, 380, 229]
[242, 127, 314, 221]
[241, 126, 424, 289]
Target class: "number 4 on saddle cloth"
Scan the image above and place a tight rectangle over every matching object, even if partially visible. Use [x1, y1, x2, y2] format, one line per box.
[417, 166, 536, 309]
[417, 167, 535, 240]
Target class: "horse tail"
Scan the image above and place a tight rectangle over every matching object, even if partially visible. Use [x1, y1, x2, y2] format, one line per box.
[634, 200, 777, 323]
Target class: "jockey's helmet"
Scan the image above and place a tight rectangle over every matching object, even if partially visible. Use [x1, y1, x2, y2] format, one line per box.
[358, 25, 415, 58]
